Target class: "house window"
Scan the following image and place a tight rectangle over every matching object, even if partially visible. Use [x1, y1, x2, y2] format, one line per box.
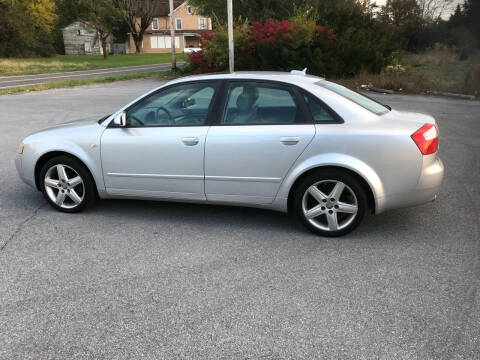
[152, 18, 159, 30]
[150, 36, 180, 49]
[198, 18, 207, 29]
[175, 18, 182, 30]
[187, 6, 193, 14]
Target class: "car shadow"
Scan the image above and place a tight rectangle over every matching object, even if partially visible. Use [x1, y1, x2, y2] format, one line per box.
[91, 198, 298, 232]
[10, 182, 429, 242]
[85, 197, 422, 242]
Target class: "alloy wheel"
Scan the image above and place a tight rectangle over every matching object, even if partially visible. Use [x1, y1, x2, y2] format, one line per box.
[44, 164, 84, 209]
[301, 180, 358, 232]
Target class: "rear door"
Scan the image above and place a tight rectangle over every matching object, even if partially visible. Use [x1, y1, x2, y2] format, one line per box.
[204, 80, 315, 205]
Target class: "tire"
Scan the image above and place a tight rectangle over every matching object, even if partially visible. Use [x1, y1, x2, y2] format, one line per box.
[292, 169, 367, 237]
[39, 155, 96, 213]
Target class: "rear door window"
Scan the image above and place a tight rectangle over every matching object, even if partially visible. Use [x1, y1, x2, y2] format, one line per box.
[221, 82, 301, 125]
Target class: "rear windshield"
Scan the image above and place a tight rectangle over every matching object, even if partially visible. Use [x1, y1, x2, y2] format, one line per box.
[316, 81, 390, 115]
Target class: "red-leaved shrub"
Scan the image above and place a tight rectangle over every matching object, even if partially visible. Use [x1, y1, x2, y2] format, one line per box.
[187, 18, 390, 76]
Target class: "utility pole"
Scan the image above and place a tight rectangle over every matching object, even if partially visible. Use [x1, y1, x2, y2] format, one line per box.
[169, 0, 176, 71]
[227, 0, 234, 73]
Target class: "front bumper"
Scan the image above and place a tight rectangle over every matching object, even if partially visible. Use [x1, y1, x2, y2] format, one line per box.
[15, 154, 35, 188]
[378, 155, 444, 213]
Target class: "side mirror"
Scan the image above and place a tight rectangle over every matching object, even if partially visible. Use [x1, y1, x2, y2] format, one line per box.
[113, 111, 126, 127]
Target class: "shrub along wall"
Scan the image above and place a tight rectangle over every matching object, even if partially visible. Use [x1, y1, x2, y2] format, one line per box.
[188, 18, 393, 77]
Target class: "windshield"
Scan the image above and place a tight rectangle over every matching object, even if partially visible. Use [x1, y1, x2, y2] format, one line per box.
[316, 81, 390, 115]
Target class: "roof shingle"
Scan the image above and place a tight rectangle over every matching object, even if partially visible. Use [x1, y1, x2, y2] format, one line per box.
[154, 1, 184, 17]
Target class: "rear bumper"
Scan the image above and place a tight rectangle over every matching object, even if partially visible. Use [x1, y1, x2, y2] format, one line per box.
[377, 155, 444, 213]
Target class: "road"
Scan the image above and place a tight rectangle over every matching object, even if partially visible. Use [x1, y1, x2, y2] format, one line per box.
[0, 63, 183, 89]
[0, 79, 479, 359]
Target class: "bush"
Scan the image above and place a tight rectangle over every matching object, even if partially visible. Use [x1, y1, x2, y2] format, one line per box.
[188, 18, 392, 77]
[335, 48, 480, 96]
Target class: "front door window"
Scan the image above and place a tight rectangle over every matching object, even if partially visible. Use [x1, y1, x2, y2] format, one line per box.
[126, 82, 217, 127]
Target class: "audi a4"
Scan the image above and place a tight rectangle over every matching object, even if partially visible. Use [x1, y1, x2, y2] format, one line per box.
[15, 71, 444, 236]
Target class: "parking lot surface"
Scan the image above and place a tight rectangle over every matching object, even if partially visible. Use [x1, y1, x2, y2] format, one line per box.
[0, 79, 479, 359]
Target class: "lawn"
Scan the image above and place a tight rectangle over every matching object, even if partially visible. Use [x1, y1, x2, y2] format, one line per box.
[0, 53, 188, 76]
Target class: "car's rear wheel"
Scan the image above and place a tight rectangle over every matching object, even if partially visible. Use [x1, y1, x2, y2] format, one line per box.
[293, 169, 367, 237]
[39, 156, 96, 213]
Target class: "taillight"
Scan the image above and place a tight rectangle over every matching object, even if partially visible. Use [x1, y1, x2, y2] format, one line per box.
[411, 123, 438, 155]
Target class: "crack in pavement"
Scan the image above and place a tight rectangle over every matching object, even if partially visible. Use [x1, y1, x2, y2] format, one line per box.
[0, 202, 47, 251]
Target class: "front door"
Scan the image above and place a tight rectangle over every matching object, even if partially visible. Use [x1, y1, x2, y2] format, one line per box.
[101, 81, 218, 200]
[204, 81, 315, 205]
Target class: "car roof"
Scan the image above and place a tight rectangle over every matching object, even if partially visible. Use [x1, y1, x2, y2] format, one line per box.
[169, 71, 324, 86]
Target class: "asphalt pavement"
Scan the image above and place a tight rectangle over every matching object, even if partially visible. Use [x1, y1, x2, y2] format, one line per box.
[0, 63, 183, 89]
[0, 79, 478, 359]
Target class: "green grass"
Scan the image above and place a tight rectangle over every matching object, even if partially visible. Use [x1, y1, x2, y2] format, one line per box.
[0, 70, 176, 96]
[0, 53, 188, 77]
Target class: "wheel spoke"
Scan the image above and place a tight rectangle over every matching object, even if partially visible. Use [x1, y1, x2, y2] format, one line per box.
[326, 211, 339, 231]
[57, 165, 68, 181]
[329, 182, 345, 200]
[68, 176, 82, 187]
[45, 178, 59, 188]
[67, 189, 82, 204]
[56, 191, 67, 206]
[337, 201, 357, 214]
[305, 204, 325, 219]
[307, 185, 328, 204]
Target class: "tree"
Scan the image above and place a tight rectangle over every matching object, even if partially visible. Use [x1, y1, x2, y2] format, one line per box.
[187, 0, 311, 23]
[115, 0, 162, 53]
[308, 0, 393, 74]
[462, 0, 480, 47]
[186, 0, 392, 74]
[80, 0, 120, 58]
[0, 0, 57, 57]
[379, 0, 424, 51]
[441, 0, 480, 49]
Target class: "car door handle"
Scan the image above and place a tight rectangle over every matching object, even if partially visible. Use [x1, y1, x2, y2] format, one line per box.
[280, 137, 300, 145]
[181, 137, 199, 146]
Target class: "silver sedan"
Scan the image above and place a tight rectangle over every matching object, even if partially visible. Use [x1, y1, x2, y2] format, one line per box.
[15, 72, 444, 236]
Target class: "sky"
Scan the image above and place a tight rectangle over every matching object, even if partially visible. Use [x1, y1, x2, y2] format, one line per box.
[373, 0, 464, 19]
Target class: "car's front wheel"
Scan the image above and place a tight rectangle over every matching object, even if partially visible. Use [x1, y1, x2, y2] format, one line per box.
[293, 169, 367, 237]
[39, 155, 96, 213]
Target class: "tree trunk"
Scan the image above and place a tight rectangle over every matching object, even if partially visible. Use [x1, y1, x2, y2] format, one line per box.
[133, 34, 143, 53]
[101, 37, 108, 59]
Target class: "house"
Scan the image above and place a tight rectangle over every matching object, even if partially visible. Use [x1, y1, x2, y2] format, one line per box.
[62, 21, 112, 55]
[127, 2, 212, 54]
